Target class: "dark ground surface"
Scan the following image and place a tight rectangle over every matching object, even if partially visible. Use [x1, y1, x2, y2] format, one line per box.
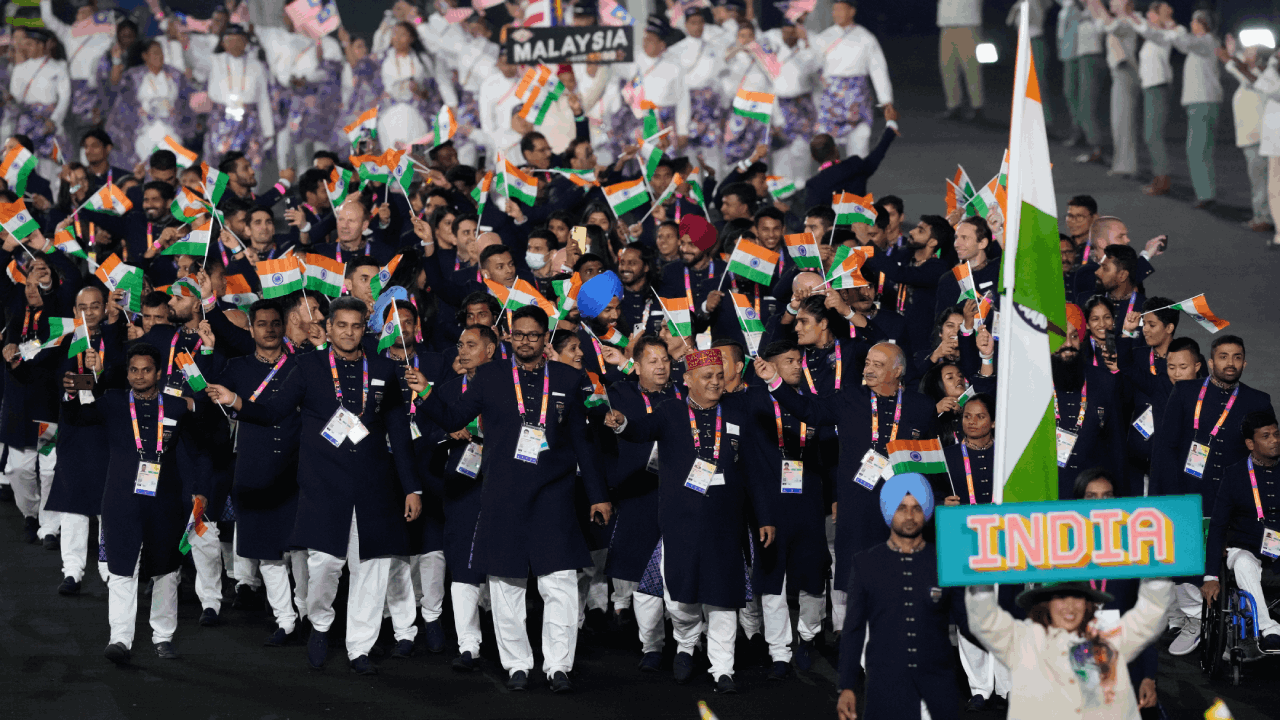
[4, 32, 1280, 720]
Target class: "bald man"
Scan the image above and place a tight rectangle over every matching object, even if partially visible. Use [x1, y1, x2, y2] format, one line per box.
[309, 197, 398, 264]
[1065, 217, 1166, 300]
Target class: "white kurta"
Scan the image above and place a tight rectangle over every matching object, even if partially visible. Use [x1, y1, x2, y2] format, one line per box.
[185, 33, 221, 86]
[135, 69, 181, 163]
[810, 23, 893, 104]
[477, 71, 523, 161]
[379, 50, 452, 150]
[671, 35, 728, 93]
[765, 32, 819, 99]
[609, 52, 692, 136]
[9, 56, 71, 124]
[207, 52, 277, 137]
[39, 0, 112, 82]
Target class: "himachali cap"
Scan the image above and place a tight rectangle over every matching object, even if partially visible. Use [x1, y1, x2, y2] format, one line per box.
[685, 348, 723, 370]
[679, 215, 717, 252]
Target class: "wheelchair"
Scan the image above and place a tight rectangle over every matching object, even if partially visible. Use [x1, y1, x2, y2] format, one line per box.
[1199, 555, 1280, 685]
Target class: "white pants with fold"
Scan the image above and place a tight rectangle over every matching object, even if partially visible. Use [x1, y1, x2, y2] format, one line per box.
[189, 519, 223, 612]
[614, 579, 667, 653]
[661, 543, 736, 678]
[578, 548, 610, 626]
[232, 526, 263, 590]
[10, 446, 58, 536]
[827, 515, 846, 631]
[958, 632, 1011, 698]
[452, 581, 485, 655]
[308, 511, 392, 660]
[384, 556, 420, 642]
[840, 123, 872, 163]
[1175, 581, 1203, 621]
[612, 577, 636, 609]
[107, 553, 179, 649]
[1228, 547, 1279, 637]
[763, 579, 825, 662]
[411, 550, 447, 623]
[489, 569, 579, 675]
[260, 551, 309, 633]
[60, 513, 107, 583]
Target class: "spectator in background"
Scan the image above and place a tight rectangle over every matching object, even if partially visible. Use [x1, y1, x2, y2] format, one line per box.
[936, 0, 984, 122]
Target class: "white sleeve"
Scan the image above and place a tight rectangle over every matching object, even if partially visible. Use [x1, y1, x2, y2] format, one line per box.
[255, 61, 276, 138]
[866, 36, 893, 105]
[51, 65, 71, 125]
[433, 57, 459, 108]
[965, 586, 1024, 668]
[674, 71, 691, 137]
[581, 64, 612, 112]
[165, 40, 187, 73]
[40, 0, 72, 42]
[341, 63, 355, 107]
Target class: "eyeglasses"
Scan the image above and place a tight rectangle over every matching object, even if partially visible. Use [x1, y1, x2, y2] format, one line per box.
[511, 332, 544, 342]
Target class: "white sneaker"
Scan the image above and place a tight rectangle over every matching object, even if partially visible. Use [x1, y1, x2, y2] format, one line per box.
[1169, 618, 1202, 656]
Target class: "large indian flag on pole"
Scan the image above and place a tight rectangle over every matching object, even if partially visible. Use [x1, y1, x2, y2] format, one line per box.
[993, 5, 1067, 504]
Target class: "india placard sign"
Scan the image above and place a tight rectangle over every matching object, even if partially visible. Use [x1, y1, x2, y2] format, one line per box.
[935, 495, 1204, 587]
[504, 25, 634, 65]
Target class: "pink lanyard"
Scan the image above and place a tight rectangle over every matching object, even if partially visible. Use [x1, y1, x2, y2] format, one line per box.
[329, 349, 368, 415]
[511, 360, 549, 426]
[960, 442, 977, 505]
[128, 391, 165, 460]
[1194, 379, 1239, 439]
[870, 387, 902, 444]
[687, 402, 722, 462]
[771, 398, 805, 452]
[1248, 458, 1267, 521]
[249, 355, 288, 402]
[1053, 382, 1088, 430]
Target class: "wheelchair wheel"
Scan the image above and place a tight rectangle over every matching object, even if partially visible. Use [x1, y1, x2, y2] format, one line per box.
[1200, 595, 1227, 679]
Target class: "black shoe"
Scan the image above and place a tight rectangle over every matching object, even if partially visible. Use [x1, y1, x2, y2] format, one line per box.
[583, 608, 609, 635]
[104, 642, 131, 665]
[390, 639, 415, 658]
[638, 651, 662, 672]
[714, 675, 737, 694]
[614, 606, 636, 632]
[153, 641, 180, 659]
[422, 619, 445, 653]
[233, 584, 264, 611]
[549, 670, 573, 693]
[452, 651, 479, 672]
[199, 608, 220, 627]
[673, 651, 694, 684]
[748, 633, 769, 666]
[264, 626, 294, 647]
[23, 516, 38, 544]
[990, 694, 1009, 710]
[42, 534, 59, 550]
[308, 629, 329, 669]
[1262, 634, 1280, 652]
[506, 670, 528, 691]
[966, 694, 987, 712]
[794, 639, 814, 671]
[58, 576, 80, 596]
[0, 485, 13, 502]
[768, 660, 789, 680]
[349, 655, 377, 675]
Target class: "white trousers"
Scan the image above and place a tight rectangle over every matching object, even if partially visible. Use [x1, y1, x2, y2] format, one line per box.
[772, 138, 816, 189]
[827, 515, 847, 631]
[661, 543, 736, 678]
[489, 570, 579, 675]
[762, 583, 826, 662]
[451, 581, 485, 655]
[260, 551, 309, 633]
[1175, 582, 1203, 620]
[307, 511, 392, 660]
[411, 550, 447, 622]
[578, 548, 610, 626]
[10, 446, 58, 535]
[107, 553, 179, 648]
[612, 577, 636, 609]
[232, 526, 263, 589]
[957, 632, 1012, 698]
[190, 519, 223, 611]
[1228, 547, 1279, 636]
[613, 578, 667, 653]
[840, 123, 872, 161]
[60, 513, 107, 583]
[384, 556, 420, 642]
[740, 596, 763, 637]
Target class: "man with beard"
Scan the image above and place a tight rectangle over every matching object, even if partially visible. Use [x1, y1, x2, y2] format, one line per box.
[575, 271, 628, 383]
[1051, 304, 1124, 499]
[1083, 244, 1145, 335]
[617, 244, 662, 337]
[1152, 334, 1274, 656]
[659, 216, 727, 339]
[605, 348, 775, 694]
[418, 306, 611, 693]
[836, 474, 969, 720]
[866, 215, 955, 355]
[935, 216, 1000, 318]
[78, 180, 183, 285]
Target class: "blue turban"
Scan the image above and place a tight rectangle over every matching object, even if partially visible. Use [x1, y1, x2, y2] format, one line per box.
[368, 285, 410, 331]
[879, 473, 935, 526]
[577, 271, 623, 319]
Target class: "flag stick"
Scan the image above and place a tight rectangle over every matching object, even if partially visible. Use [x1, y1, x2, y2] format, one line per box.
[578, 324, 614, 411]
[81, 309, 98, 382]
[826, 222, 836, 245]
[650, 287, 691, 349]
[1139, 299, 1188, 316]
[814, 263, 863, 290]
[716, 266, 729, 293]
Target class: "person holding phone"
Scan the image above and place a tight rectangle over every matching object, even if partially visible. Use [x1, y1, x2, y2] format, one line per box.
[1053, 303, 1126, 500]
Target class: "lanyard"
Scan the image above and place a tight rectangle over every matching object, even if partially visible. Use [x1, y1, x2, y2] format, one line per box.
[147, 222, 153, 249]
[687, 402, 722, 463]
[328, 348, 368, 415]
[167, 331, 203, 377]
[21, 307, 42, 340]
[771, 398, 805, 453]
[1052, 382, 1088, 430]
[589, 334, 607, 375]
[961, 442, 979, 504]
[1194, 379, 1239, 440]
[1248, 458, 1267, 521]
[128, 390, 165, 460]
[335, 243, 370, 264]
[801, 343, 842, 393]
[1149, 349, 1158, 376]
[77, 337, 105, 374]
[1125, 291, 1137, 318]
[870, 387, 902, 444]
[1090, 579, 1107, 593]
[282, 336, 295, 354]
[249, 355, 288, 402]
[225, 56, 245, 97]
[642, 391, 655, 414]
[511, 359, 550, 426]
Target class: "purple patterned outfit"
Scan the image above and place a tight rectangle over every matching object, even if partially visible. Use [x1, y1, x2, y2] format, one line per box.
[203, 53, 275, 170]
[722, 111, 770, 166]
[333, 57, 383, 159]
[777, 95, 817, 138]
[688, 87, 723, 150]
[816, 75, 872, 140]
[608, 100, 675, 170]
[286, 59, 343, 145]
[104, 65, 195, 168]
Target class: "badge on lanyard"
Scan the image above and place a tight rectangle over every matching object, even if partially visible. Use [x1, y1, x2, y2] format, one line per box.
[1132, 405, 1155, 439]
[646, 443, 661, 473]
[135, 461, 161, 496]
[322, 407, 365, 447]
[685, 457, 716, 494]
[17, 340, 41, 361]
[515, 423, 547, 464]
[78, 390, 95, 405]
[1095, 608, 1121, 631]
[456, 441, 483, 478]
[1055, 428, 1078, 467]
[410, 419, 422, 441]
[1184, 441, 1210, 478]
[781, 459, 804, 493]
[1262, 528, 1280, 560]
[855, 449, 888, 490]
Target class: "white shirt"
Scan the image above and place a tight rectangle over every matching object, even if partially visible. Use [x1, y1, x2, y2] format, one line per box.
[10, 56, 71, 124]
[1251, 58, 1280, 157]
[937, 0, 981, 28]
[453, 36, 500, 95]
[1226, 61, 1264, 147]
[425, 13, 470, 70]
[670, 35, 726, 92]
[1096, 17, 1137, 70]
[1132, 18, 1175, 88]
[186, 33, 221, 86]
[723, 43, 772, 102]
[611, 52, 692, 136]
[764, 30, 818, 99]
[157, 37, 187, 74]
[258, 27, 335, 86]
[137, 68, 179, 119]
[477, 71, 524, 160]
[207, 52, 276, 137]
[39, 0, 112, 82]
[810, 24, 893, 105]
[381, 49, 459, 108]
[1161, 27, 1222, 105]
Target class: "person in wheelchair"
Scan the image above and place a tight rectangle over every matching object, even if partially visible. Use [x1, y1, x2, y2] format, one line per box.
[1202, 411, 1280, 654]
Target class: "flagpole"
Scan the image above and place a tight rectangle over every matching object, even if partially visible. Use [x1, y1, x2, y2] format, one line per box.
[578, 323, 614, 411]
[81, 309, 97, 382]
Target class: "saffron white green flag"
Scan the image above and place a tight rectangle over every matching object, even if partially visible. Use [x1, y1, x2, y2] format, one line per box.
[993, 5, 1067, 504]
[886, 439, 947, 475]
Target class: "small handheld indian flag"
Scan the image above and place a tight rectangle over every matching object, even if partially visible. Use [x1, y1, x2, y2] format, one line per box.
[166, 276, 201, 298]
[886, 438, 946, 475]
[178, 496, 208, 555]
[327, 166, 352, 208]
[256, 257, 305, 299]
[556, 168, 597, 187]
[0, 198, 40, 240]
[377, 301, 403, 353]
[432, 106, 458, 147]
[49, 224, 87, 259]
[154, 136, 198, 169]
[953, 165, 977, 202]
[517, 75, 565, 126]
[390, 152, 415, 195]
[726, 238, 779, 285]
[0, 143, 36, 195]
[352, 149, 399, 184]
[731, 89, 775, 123]
[658, 295, 693, 337]
[81, 183, 133, 216]
[998, 148, 1010, 188]
[552, 273, 582, 322]
[826, 245, 873, 290]
[94, 254, 144, 312]
[486, 278, 557, 316]
[200, 162, 228, 205]
[171, 185, 208, 223]
[51, 138, 65, 166]
[637, 138, 664, 182]
[164, 218, 213, 257]
[955, 384, 978, 409]
[598, 324, 630, 348]
[832, 191, 875, 226]
[785, 233, 822, 270]
[36, 421, 58, 456]
[685, 167, 708, 211]
[7, 259, 25, 284]
[974, 292, 993, 327]
[1169, 294, 1230, 333]
[66, 314, 90, 358]
[221, 273, 259, 308]
[344, 105, 379, 150]
[731, 292, 764, 356]
[584, 370, 609, 408]
[964, 175, 1005, 220]
[303, 253, 345, 297]
[42, 316, 77, 351]
[175, 351, 207, 392]
[471, 171, 494, 216]
[498, 157, 538, 205]
[952, 261, 978, 302]
[766, 175, 797, 199]
[603, 178, 649, 217]
[369, 254, 402, 301]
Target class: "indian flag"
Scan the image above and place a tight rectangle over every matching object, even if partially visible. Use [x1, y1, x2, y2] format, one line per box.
[0, 199, 39, 240]
[515, 65, 554, 98]
[1170, 294, 1230, 333]
[67, 315, 90, 357]
[731, 89, 775, 123]
[956, 384, 978, 409]
[658, 295, 693, 337]
[377, 302, 403, 352]
[886, 438, 946, 475]
[556, 168, 597, 187]
[344, 105, 378, 149]
[498, 157, 538, 205]
[598, 325, 629, 348]
[584, 371, 609, 408]
[221, 273, 259, 308]
[552, 273, 582, 321]
[603, 178, 648, 217]
[352, 150, 399, 183]
[726, 238, 778, 285]
[517, 76, 565, 126]
[0, 144, 36, 195]
[49, 225, 87, 259]
[993, 5, 1068, 504]
[201, 162, 228, 205]
[766, 175, 797, 199]
[965, 175, 1006, 220]
[42, 316, 77, 350]
[731, 292, 764, 356]
[432, 106, 458, 147]
[154, 136, 198, 169]
[369, 254, 402, 301]
[390, 152, 414, 195]
[998, 148, 1010, 188]
[36, 422, 57, 456]
[164, 218, 212, 257]
[6, 259, 24, 284]
[642, 108, 661, 138]
[178, 497, 209, 555]
[975, 293, 993, 327]
[327, 167, 352, 208]
[256, 257, 304, 299]
[637, 139, 663, 182]
[175, 351, 207, 392]
[486, 278, 557, 316]
[827, 245, 873, 290]
[303, 253, 344, 297]
[94, 254, 144, 311]
[953, 165, 977, 203]
[832, 192, 875, 226]
[166, 276, 201, 298]
[171, 185, 209, 223]
[685, 167, 708, 211]
[51, 139, 65, 166]
[952, 261, 978, 302]
[471, 171, 494, 213]
[785, 233, 821, 270]
[82, 183, 133, 216]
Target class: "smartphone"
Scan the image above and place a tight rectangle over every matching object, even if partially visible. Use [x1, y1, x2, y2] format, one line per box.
[1158, 234, 1169, 252]
[69, 374, 95, 390]
[571, 225, 588, 254]
[1104, 329, 1117, 360]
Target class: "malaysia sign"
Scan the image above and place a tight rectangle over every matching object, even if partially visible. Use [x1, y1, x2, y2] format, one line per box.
[505, 25, 633, 65]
